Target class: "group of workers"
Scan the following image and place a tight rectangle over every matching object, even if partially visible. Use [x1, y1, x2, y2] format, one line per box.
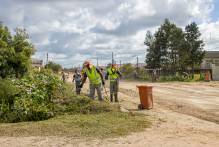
[72, 60, 122, 102]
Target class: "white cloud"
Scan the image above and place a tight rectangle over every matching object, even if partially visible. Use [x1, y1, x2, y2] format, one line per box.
[199, 21, 219, 51]
[131, 0, 156, 19]
[187, 0, 214, 22]
[0, 0, 217, 67]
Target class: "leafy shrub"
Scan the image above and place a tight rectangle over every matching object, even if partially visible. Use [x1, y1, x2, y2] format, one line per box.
[0, 69, 63, 123]
[15, 69, 63, 102]
[45, 61, 62, 73]
[159, 75, 184, 81]
[120, 63, 135, 79]
[137, 68, 150, 80]
[0, 79, 20, 112]
[199, 73, 205, 81]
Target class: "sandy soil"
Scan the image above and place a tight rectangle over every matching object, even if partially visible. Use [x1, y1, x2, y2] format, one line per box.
[119, 81, 219, 123]
[0, 80, 219, 147]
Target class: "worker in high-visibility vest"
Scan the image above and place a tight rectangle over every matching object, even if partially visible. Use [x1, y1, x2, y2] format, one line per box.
[81, 60, 105, 101]
[105, 64, 122, 102]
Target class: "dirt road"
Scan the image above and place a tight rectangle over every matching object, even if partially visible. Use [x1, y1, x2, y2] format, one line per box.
[1, 80, 219, 147]
[119, 81, 219, 124]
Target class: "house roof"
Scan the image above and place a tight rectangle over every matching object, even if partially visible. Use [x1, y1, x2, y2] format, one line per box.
[205, 51, 219, 58]
[32, 58, 43, 64]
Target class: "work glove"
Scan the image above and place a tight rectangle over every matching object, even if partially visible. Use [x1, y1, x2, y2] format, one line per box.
[102, 81, 105, 86]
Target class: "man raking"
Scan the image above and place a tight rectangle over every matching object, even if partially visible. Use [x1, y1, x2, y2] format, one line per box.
[80, 61, 105, 101]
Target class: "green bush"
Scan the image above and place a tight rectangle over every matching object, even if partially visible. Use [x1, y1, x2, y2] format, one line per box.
[159, 74, 187, 82]
[14, 69, 63, 103]
[137, 68, 150, 80]
[120, 63, 135, 79]
[0, 79, 20, 111]
[0, 69, 63, 123]
[45, 61, 62, 73]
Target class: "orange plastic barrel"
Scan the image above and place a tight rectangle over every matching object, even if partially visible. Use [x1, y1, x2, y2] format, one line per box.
[205, 71, 211, 82]
[137, 85, 153, 110]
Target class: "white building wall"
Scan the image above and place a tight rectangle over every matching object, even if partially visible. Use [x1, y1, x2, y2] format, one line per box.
[212, 64, 219, 81]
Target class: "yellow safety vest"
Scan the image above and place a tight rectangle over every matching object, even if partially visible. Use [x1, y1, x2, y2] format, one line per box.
[107, 68, 119, 82]
[85, 66, 101, 85]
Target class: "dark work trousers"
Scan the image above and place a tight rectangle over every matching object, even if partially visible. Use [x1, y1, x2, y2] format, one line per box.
[75, 81, 81, 94]
[89, 83, 103, 101]
[110, 79, 119, 102]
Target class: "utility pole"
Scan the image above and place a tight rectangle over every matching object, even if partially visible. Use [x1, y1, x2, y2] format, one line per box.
[91, 57, 99, 67]
[137, 56, 139, 70]
[46, 53, 49, 64]
[112, 52, 114, 64]
[96, 58, 99, 67]
[120, 60, 122, 68]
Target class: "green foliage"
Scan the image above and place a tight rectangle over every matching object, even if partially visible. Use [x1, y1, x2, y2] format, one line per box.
[144, 19, 205, 74]
[0, 82, 151, 138]
[145, 31, 160, 69]
[0, 70, 63, 123]
[45, 61, 62, 73]
[0, 23, 35, 78]
[120, 63, 135, 78]
[0, 24, 14, 78]
[185, 22, 205, 70]
[158, 72, 200, 82]
[14, 69, 63, 102]
[0, 79, 151, 138]
[54, 95, 119, 115]
[136, 68, 150, 80]
[0, 79, 20, 111]
[12, 28, 35, 78]
[0, 112, 151, 138]
[159, 75, 186, 82]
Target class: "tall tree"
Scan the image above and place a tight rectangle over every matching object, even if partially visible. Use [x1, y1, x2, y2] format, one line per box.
[144, 31, 159, 68]
[185, 22, 205, 71]
[0, 23, 15, 78]
[145, 19, 176, 70]
[159, 19, 175, 69]
[0, 23, 35, 78]
[12, 28, 35, 78]
[167, 26, 185, 73]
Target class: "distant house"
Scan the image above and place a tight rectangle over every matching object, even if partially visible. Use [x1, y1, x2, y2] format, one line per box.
[201, 51, 219, 69]
[32, 58, 43, 71]
[201, 51, 219, 80]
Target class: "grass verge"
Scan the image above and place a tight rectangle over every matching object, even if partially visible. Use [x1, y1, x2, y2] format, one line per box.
[0, 84, 151, 139]
[0, 112, 150, 138]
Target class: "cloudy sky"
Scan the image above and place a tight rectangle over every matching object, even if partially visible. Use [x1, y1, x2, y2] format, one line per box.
[0, 0, 219, 67]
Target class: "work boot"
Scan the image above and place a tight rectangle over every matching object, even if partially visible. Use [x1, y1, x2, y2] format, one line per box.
[114, 94, 118, 102]
[110, 94, 113, 102]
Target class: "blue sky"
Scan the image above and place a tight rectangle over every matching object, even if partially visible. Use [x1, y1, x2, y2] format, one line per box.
[0, 0, 219, 67]
[212, 0, 219, 20]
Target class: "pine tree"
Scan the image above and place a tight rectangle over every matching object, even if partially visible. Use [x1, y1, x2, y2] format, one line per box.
[185, 22, 205, 72]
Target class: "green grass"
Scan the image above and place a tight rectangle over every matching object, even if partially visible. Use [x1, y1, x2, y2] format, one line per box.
[0, 83, 151, 139]
[0, 112, 151, 138]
